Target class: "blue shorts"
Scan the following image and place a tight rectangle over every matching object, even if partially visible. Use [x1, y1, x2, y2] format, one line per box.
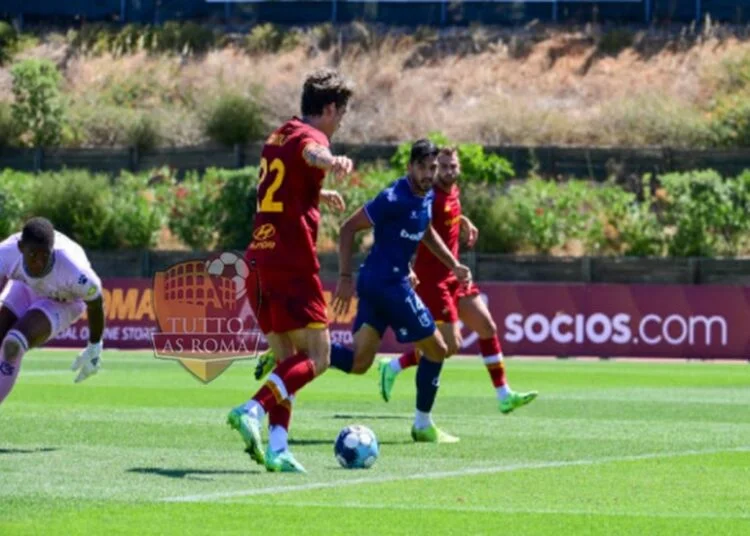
[353, 276, 436, 344]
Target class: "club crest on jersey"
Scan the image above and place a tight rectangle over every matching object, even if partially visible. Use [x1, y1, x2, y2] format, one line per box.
[410, 210, 418, 220]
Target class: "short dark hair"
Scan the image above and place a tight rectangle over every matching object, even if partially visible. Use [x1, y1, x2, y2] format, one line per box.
[21, 217, 55, 249]
[300, 68, 355, 117]
[409, 139, 439, 164]
[438, 146, 458, 157]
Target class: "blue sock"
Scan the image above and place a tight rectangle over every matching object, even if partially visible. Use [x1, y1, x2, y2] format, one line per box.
[330, 343, 354, 373]
[415, 357, 443, 413]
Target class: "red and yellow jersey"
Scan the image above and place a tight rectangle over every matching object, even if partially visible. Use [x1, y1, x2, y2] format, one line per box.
[413, 184, 462, 283]
[246, 117, 329, 273]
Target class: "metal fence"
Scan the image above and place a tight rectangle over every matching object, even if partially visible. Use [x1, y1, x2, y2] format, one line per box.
[4, 144, 750, 180]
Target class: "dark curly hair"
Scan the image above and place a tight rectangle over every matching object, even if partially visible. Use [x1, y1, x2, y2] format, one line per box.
[301, 68, 355, 117]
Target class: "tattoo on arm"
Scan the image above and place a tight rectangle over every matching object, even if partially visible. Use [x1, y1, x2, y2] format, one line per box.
[302, 143, 335, 170]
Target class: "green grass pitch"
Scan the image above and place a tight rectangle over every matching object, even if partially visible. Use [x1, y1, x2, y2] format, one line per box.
[1, 351, 750, 535]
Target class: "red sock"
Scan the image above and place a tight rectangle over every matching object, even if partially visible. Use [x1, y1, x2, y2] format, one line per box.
[253, 352, 315, 411]
[396, 350, 419, 371]
[268, 397, 293, 430]
[479, 336, 506, 388]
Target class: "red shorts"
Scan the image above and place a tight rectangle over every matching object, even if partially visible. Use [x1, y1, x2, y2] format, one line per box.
[415, 277, 480, 324]
[247, 266, 328, 335]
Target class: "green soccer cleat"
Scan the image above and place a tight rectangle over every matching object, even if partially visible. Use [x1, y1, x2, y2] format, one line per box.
[264, 447, 307, 474]
[499, 390, 539, 414]
[411, 424, 460, 444]
[226, 406, 265, 466]
[378, 358, 398, 402]
[254, 348, 277, 381]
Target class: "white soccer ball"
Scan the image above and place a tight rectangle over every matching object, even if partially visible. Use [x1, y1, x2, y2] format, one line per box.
[205, 251, 248, 299]
[334, 425, 379, 469]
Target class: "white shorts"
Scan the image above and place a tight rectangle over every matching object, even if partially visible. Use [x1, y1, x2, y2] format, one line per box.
[0, 281, 86, 338]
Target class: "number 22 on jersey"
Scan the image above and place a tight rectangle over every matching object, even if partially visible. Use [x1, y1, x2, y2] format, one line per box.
[257, 157, 286, 213]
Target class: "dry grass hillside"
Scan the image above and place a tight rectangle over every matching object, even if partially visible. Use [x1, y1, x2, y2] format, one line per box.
[3, 23, 750, 147]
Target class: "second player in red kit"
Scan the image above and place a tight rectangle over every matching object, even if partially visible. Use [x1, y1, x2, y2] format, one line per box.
[379, 147, 539, 415]
[412, 176, 480, 324]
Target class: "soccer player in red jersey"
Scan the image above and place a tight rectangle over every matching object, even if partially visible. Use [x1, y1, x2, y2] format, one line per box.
[227, 69, 358, 473]
[378, 146, 538, 414]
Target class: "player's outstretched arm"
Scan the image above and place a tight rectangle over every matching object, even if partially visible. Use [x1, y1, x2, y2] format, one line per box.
[421, 225, 472, 283]
[85, 295, 105, 345]
[0, 237, 15, 281]
[71, 295, 105, 383]
[302, 143, 353, 179]
[459, 215, 479, 248]
[333, 208, 372, 317]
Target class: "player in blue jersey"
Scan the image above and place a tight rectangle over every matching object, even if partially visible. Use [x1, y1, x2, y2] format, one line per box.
[331, 139, 472, 443]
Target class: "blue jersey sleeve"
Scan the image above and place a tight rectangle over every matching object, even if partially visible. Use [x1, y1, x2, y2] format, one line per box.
[363, 188, 394, 226]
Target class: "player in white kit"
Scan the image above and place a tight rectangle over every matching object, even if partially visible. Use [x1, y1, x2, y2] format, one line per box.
[0, 217, 105, 405]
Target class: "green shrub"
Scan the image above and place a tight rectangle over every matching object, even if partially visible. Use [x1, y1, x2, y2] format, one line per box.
[456, 143, 515, 185]
[66, 104, 161, 150]
[69, 23, 111, 55]
[167, 170, 219, 250]
[10, 59, 66, 147]
[714, 53, 750, 95]
[65, 103, 131, 147]
[461, 184, 524, 253]
[13, 170, 166, 249]
[110, 24, 144, 56]
[599, 94, 713, 148]
[212, 167, 260, 251]
[109, 173, 167, 248]
[0, 101, 20, 148]
[0, 170, 34, 237]
[659, 170, 750, 256]
[155, 22, 215, 55]
[502, 179, 582, 254]
[0, 21, 18, 65]
[126, 113, 161, 152]
[463, 178, 665, 256]
[588, 183, 664, 256]
[28, 171, 116, 249]
[69, 22, 218, 56]
[245, 24, 301, 55]
[597, 28, 634, 57]
[709, 93, 750, 147]
[390, 132, 514, 185]
[167, 166, 261, 251]
[203, 93, 266, 148]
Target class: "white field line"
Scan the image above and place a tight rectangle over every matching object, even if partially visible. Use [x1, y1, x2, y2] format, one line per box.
[161, 446, 750, 503]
